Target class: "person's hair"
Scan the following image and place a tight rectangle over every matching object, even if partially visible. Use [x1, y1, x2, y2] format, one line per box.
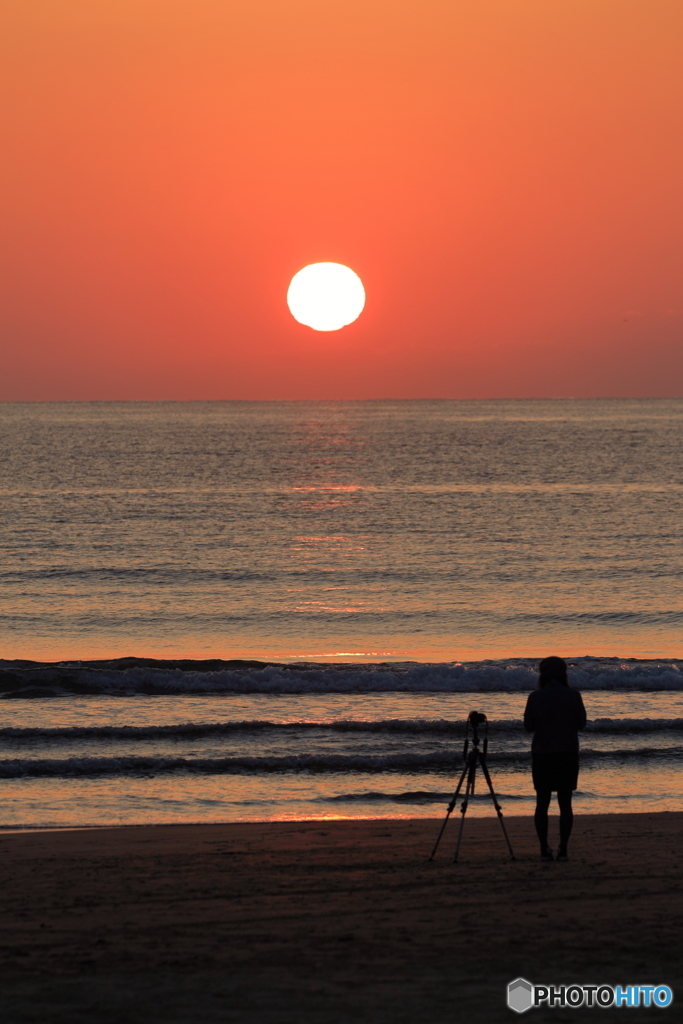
[538, 656, 568, 688]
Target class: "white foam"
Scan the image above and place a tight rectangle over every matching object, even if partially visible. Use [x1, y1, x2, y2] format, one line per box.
[1, 657, 681, 698]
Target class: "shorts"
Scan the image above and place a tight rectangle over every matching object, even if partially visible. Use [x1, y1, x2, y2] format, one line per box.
[532, 752, 579, 793]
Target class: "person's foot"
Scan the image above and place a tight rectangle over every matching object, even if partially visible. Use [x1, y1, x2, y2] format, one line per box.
[556, 846, 568, 862]
[541, 846, 554, 861]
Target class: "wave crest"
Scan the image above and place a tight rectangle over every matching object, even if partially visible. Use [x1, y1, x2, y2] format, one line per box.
[1, 746, 680, 779]
[1, 656, 681, 699]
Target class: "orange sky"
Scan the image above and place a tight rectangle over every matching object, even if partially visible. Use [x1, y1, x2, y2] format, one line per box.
[1, 0, 682, 399]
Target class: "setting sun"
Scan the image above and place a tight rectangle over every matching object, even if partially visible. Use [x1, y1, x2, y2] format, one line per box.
[286, 263, 366, 332]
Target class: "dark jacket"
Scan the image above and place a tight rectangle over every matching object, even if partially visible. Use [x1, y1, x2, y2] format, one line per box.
[524, 680, 587, 753]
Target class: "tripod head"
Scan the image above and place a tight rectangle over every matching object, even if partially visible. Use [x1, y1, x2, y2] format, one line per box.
[463, 710, 488, 760]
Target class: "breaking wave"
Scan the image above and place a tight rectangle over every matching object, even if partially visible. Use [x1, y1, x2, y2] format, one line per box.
[1, 746, 681, 779]
[1, 717, 682, 742]
[1, 656, 681, 699]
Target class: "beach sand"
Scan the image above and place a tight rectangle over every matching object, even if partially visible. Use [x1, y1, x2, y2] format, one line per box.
[1, 812, 681, 1023]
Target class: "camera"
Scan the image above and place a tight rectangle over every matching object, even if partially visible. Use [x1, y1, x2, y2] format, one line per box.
[468, 711, 487, 728]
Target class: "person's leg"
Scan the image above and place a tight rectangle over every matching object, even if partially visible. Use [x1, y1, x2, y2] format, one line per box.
[534, 789, 552, 856]
[557, 788, 574, 857]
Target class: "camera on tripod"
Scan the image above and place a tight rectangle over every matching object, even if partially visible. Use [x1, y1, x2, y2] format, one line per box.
[429, 708, 516, 863]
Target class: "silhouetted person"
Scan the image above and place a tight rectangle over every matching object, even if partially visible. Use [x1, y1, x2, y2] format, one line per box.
[524, 656, 586, 862]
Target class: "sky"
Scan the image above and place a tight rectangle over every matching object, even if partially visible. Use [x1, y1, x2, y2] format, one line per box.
[1, 0, 682, 400]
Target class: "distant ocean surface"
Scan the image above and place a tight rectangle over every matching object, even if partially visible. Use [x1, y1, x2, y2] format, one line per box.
[0, 400, 681, 828]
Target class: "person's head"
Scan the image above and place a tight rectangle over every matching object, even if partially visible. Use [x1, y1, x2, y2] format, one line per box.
[538, 656, 568, 688]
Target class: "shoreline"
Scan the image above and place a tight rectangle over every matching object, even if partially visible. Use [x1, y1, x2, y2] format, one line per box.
[1, 813, 681, 1022]
[0, 806, 677, 835]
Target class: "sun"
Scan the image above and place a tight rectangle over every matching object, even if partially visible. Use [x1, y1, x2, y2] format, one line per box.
[287, 263, 365, 331]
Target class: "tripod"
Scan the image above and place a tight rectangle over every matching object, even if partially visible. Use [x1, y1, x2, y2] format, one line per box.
[429, 711, 515, 862]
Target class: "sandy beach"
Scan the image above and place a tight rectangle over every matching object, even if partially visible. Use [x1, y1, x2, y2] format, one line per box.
[1, 812, 681, 1023]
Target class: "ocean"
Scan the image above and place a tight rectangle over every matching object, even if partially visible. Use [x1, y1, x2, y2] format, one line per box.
[1, 399, 681, 828]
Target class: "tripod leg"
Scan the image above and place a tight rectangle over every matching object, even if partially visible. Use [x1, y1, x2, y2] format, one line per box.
[428, 761, 469, 861]
[479, 756, 516, 861]
[453, 758, 477, 863]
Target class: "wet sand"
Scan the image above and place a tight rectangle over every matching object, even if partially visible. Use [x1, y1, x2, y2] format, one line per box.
[1, 813, 681, 1023]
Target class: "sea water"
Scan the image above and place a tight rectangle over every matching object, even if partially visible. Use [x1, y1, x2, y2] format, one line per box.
[0, 400, 681, 827]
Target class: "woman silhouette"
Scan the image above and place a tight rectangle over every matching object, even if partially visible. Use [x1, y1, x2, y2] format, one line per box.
[524, 656, 586, 861]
